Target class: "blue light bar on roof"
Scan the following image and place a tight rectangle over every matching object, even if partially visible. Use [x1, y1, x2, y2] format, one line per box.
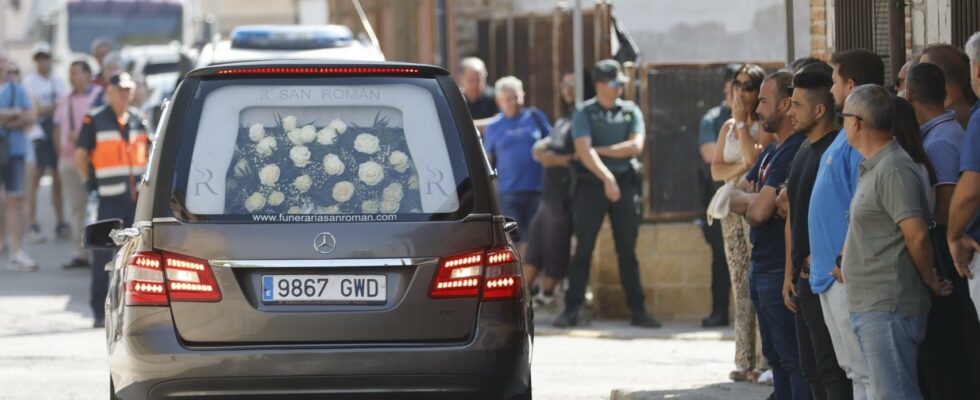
[230, 25, 354, 50]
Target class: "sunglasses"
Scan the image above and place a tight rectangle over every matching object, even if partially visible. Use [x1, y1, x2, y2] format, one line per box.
[837, 112, 863, 121]
[732, 79, 758, 91]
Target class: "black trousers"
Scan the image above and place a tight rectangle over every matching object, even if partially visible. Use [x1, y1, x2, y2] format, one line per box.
[564, 172, 645, 315]
[90, 197, 137, 321]
[795, 279, 853, 400]
[699, 218, 729, 315]
[919, 225, 980, 400]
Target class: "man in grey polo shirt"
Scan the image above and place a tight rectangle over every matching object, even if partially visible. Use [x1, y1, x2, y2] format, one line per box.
[840, 84, 952, 399]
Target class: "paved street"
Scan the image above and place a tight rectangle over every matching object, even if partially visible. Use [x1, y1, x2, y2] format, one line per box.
[0, 184, 771, 400]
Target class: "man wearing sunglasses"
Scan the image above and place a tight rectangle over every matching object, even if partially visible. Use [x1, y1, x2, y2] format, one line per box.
[554, 59, 660, 328]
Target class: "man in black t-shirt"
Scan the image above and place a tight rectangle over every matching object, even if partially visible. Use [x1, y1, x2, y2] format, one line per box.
[783, 66, 853, 399]
[730, 71, 809, 398]
[457, 57, 499, 129]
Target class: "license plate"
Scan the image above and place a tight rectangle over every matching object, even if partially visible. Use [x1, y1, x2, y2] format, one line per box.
[261, 275, 387, 304]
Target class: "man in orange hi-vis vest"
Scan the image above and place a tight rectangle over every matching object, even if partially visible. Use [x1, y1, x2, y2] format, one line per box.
[74, 72, 149, 328]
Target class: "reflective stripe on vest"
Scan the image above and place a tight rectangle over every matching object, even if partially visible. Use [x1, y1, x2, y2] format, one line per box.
[90, 129, 148, 199]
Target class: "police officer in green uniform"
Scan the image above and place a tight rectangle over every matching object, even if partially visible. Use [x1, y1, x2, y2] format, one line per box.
[554, 60, 661, 328]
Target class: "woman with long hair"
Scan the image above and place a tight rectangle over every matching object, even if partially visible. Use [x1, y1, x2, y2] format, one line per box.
[710, 63, 774, 382]
[892, 96, 937, 211]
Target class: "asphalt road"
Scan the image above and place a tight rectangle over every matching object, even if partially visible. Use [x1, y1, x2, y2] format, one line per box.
[0, 183, 771, 400]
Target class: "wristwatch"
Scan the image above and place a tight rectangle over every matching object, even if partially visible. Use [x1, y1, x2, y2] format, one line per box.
[835, 255, 843, 268]
[736, 121, 747, 130]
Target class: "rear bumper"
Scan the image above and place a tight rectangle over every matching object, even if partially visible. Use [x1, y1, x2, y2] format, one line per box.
[109, 302, 531, 400]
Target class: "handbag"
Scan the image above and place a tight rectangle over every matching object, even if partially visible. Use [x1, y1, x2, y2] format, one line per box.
[706, 181, 735, 225]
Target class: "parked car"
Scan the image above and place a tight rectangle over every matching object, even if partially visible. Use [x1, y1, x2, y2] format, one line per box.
[88, 61, 533, 400]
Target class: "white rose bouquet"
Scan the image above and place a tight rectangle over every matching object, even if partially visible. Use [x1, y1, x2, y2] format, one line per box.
[225, 112, 425, 215]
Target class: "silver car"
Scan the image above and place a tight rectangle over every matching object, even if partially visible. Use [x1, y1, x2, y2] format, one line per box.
[86, 61, 533, 399]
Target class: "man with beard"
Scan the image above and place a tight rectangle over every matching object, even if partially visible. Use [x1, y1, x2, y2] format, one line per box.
[731, 71, 810, 399]
[783, 63, 854, 400]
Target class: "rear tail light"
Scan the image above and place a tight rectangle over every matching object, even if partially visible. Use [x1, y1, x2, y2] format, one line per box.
[124, 251, 222, 306]
[483, 248, 523, 301]
[430, 251, 483, 298]
[125, 252, 167, 306]
[429, 247, 523, 301]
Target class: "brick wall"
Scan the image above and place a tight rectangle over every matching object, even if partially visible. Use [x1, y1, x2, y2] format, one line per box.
[591, 221, 718, 321]
[810, 0, 830, 59]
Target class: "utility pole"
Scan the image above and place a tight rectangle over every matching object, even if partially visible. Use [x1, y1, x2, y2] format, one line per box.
[785, 0, 795, 65]
[573, 0, 584, 105]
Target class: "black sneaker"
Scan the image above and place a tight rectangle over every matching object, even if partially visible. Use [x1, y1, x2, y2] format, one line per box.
[701, 312, 729, 328]
[630, 312, 662, 328]
[62, 257, 90, 269]
[55, 223, 72, 240]
[552, 310, 579, 328]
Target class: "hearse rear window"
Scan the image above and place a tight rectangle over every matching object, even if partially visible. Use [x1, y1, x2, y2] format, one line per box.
[172, 77, 469, 222]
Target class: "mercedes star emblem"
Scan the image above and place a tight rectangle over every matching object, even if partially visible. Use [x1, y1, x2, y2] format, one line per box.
[313, 232, 337, 254]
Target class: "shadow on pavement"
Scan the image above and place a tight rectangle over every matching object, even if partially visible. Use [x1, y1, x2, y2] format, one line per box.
[611, 382, 772, 400]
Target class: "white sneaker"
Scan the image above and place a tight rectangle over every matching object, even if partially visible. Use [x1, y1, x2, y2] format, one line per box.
[533, 291, 555, 307]
[8, 251, 38, 272]
[27, 225, 47, 244]
[757, 369, 774, 386]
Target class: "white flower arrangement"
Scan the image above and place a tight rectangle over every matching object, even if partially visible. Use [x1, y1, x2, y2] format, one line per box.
[293, 174, 313, 193]
[354, 133, 380, 154]
[245, 192, 266, 212]
[268, 191, 285, 206]
[229, 113, 425, 216]
[282, 115, 297, 132]
[289, 145, 312, 167]
[256, 136, 277, 157]
[361, 200, 379, 214]
[300, 125, 317, 144]
[327, 118, 347, 135]
[322, 153, 345, 175]
[259, 164, 280, 186]
[287, 128, 304, 146]
[383, 182, 404, 203]
[389, 150, 410, 173]
[317, 126, 338, 145]
[358, 161, 385, 186]
[332, 181, 355, 203]
[380, 199, 400, 214]
[249, 123, 266, 142]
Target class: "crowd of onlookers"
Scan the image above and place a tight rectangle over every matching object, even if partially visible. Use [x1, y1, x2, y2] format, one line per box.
[1, 38, 151, 330]
[693, 33, 980, 399]
[461, 29, 980, 400]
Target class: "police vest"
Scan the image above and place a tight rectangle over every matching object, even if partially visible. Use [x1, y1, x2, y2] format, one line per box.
[86, 107, 149, 200]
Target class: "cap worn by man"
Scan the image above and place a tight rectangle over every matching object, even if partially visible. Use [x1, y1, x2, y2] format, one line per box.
[593, 59, 628, 85]
[109, 72, 135, 90]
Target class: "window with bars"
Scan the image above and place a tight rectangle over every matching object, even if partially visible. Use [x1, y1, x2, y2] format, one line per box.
[952, 0, 980, 48]
[834, 0, 901, 86]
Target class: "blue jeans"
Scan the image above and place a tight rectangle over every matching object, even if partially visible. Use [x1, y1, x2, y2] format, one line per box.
[751, 268, 811, 400]
[849, 311, 927, 400]
[498, 191, 540, 242]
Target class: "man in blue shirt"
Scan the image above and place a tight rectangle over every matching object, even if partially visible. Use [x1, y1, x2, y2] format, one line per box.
[483, 76, 549, 246]
[0, 48, 39, 272]
[730, 71, 809, 399]
[948, 31, 980, 370]
[553, 59, 660, 328]
[808, 49, 884, 400]
[906, 61, 980, 400]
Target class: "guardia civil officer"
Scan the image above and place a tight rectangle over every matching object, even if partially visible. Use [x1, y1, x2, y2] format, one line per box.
[74, 72, 150, 328]
[553, 60, 661, 328]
